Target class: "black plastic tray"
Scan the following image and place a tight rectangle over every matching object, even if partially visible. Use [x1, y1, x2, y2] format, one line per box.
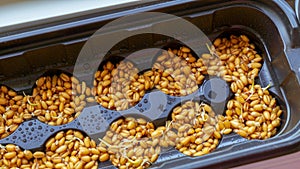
[0, 0, 300, 169]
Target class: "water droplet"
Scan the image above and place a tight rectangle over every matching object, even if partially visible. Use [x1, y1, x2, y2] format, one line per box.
[28, 122, 33, 126]
[144, 99, 148, 103]
[38, 126, 42, 130]
[50, 128, 54, 132]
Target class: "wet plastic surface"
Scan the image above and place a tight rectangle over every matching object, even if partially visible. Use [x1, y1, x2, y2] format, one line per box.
[0, 0, 300, 168]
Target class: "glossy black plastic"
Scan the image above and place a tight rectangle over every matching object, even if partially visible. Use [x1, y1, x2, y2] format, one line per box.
[0, 0, 300, 169]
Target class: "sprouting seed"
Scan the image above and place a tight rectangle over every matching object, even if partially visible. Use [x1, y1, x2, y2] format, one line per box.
[51, 113, 63, 119]
[140, 159, 152, 167]
[23, 92, 38, 106]
[262, 83, 272, 91]
[196, 103, 208, 121]
[206, 43, 217, 57]
[245, 80, 255, 101]
[0, 144, 6, 149]
[239, 107, 243, 120]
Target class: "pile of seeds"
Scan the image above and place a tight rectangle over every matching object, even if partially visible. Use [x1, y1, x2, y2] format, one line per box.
[31, 130, 101, 169]
[27, 73, 89, 125]
[0, 130, 108, 168]
[171, 101, 221, 156]
[93, 35, 263, 107]
[94, 46, 206, 110]
[0, 144, 35, 168]
[223, 84, 282, 139]
[0, 86, 32, 139]
[98, 117, 160, 169]
[94, 61, 153, 111]
[150, 120, 177, 148]
[153, 47, 205, 96]
[201, 35, 283, 139]
[202, 35, 262, 88]
[96, 102, 223, 167]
